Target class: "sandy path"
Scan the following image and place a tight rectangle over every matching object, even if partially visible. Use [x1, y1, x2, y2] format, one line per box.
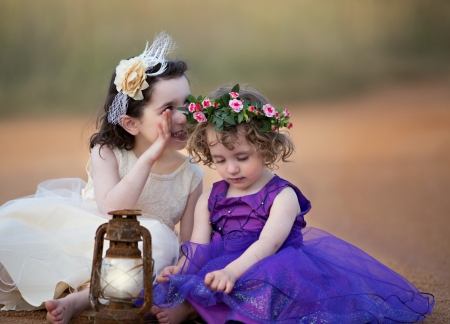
[1, 79, 449, 323]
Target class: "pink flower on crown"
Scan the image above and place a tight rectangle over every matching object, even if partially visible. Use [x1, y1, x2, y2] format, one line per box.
[229, 99, 243, 112]
[274, 111, 280, 119]
[202, 98, 211, 109]
[195, 103, 202, 111]
[272, 125, 278, 131]
[213, 102, 219, 108]
[263, 104, 275, 117]
[287, 122, 293, 129]
[248, 105, 255, 112]
[254, 110, 259, 115]
[230, 92, 239, 99]
[188, 103, 197, 112]
[193, 111, 207, 123]
[283, 109, 290, 117]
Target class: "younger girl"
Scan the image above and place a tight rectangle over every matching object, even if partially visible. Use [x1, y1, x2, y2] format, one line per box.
[153, 84, 434, 323]
[0, 32, 203, 323]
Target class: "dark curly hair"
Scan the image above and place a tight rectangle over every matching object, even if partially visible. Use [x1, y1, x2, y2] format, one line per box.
[89, 60, 188, 150]
[186, 84, 294, 170]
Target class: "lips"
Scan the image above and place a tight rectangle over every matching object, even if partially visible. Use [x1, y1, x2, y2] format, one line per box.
[229, 177, 244, 183]
[171, 131, 186, 140]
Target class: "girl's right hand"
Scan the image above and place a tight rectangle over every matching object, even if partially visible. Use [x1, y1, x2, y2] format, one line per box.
[204, 268, 237, 294]
[155, 265, 181, 283]
[143, 109, 172, 164]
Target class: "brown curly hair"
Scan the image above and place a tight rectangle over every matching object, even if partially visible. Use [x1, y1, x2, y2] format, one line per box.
[89, 60, 188, 150]
[186, 84, 294, 170]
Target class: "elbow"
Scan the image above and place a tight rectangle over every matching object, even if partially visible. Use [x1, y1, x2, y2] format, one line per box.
[270, 241, 282, 254]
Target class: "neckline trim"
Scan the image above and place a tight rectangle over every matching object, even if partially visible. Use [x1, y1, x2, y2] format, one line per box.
[217, 174, 277, 199]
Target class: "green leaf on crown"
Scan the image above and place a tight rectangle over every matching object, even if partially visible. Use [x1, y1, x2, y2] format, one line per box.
[237, 112, 244, 123]
[259, 119, 270, 132]
[214, 116, 224, 128]
[231, 84, 240, 93]
[187, 94, 196, 103]
[214, 124, 223, 132]
[221, 93, 231, 103]
[224, 115, 236, 125]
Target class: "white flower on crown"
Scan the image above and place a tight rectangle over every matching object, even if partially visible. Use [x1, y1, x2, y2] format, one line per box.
[263, 104, 275, 117]
[114, 57, 149, 100]
[229, 99, 243, 112]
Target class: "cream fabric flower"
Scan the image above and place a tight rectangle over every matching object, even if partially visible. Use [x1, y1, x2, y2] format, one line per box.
[114, 57, 149, 100]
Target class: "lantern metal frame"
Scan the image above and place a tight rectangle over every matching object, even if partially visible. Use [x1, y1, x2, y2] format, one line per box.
[89, 209, 153, 324]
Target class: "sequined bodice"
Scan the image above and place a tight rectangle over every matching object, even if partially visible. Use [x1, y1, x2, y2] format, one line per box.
[208, 175, 311, 241]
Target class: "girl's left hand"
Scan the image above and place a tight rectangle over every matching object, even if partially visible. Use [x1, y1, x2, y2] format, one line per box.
[204, 269, 237, 294]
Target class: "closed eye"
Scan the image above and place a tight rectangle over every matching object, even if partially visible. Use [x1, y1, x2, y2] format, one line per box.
[214, 159, 225, 164]
[237, 156, 249, 162]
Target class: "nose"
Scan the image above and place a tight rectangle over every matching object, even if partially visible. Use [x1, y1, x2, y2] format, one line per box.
[227, 161, 239, 175]
[172, 109, 187, 125]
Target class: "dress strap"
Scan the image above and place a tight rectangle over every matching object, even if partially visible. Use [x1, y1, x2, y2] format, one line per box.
[208, 180, 228, 211]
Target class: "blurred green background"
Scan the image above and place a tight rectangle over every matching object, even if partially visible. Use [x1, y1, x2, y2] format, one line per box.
[1, 0, 449, 118]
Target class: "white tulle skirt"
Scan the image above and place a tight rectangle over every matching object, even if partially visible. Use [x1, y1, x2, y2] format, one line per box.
[0, 178, 179, 310]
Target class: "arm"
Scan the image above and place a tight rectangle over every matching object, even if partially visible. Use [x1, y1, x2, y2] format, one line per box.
[91, 110, 172, 212]
[156, 187, 212, 282]
[205, 187, 300, 294]
[179, 180, 203, 243]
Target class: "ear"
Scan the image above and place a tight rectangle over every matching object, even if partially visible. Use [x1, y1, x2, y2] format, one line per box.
[120, 115, 140, 135]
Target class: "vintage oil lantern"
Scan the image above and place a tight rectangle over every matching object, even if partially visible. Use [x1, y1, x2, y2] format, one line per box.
[89, 209, 153, 324]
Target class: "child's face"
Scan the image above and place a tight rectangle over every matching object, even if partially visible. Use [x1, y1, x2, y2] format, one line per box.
[136, 76, 190, 150]
[207, 127, 266, 192]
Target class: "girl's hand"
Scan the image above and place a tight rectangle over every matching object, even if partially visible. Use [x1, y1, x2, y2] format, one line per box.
[143, 109, 172, 164]
[204, 269, 237, 294]
[155, 265, 181, 283]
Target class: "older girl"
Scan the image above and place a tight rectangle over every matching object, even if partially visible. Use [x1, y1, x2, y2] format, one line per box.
[0, 32, 203, 324]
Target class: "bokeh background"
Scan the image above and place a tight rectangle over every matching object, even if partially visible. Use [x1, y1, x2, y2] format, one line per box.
[1, 0, 450, 117]
[1, 1, 450, 323]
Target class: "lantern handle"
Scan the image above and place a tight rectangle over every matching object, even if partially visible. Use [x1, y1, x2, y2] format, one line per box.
[90, 223, 108, 311]
[135, 225, 153, 317]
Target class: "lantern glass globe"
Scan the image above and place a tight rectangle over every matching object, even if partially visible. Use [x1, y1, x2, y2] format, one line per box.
[100, 257, 143, 300]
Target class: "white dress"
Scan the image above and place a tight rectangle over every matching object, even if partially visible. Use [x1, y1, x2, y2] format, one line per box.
[0, 148, 203, 311]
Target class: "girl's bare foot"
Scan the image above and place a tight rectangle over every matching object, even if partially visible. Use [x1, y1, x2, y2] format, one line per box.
[45, 289, 91, 324]
[151, 301, 197, 324]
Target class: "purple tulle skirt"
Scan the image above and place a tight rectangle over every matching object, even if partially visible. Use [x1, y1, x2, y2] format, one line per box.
[149, 227, 434, 323]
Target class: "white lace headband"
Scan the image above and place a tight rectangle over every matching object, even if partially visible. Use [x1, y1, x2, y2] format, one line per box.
[107, 32, 176, 125]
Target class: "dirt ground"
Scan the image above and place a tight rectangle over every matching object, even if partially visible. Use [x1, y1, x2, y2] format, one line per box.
[0, 78, 449, 323]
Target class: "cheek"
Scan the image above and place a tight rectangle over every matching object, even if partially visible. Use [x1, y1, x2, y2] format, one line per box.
[215, 164, 227, 176]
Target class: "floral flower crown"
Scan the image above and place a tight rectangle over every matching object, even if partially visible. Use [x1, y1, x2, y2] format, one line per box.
[108, 31, 176, 125]
[177, 84, 292, 132]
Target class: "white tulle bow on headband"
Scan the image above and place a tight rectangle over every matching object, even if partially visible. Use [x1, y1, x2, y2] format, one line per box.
[108, 32, 176, 125]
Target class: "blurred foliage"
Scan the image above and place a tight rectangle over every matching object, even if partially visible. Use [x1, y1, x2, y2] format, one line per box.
[0, 0, 449, 117]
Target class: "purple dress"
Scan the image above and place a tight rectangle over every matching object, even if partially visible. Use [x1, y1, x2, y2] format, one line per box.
[151, 175, 434, 323]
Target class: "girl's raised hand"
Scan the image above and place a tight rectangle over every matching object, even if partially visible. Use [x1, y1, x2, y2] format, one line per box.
[143, 109, 172, 164]
[204, 269, 237, 294]
[155, 265, 181, 283]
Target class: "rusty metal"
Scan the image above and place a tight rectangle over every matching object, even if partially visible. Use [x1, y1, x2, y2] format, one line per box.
[89, 209, 154, 324]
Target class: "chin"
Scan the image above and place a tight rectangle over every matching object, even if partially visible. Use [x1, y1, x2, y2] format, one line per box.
[169, 140, 187, 151]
